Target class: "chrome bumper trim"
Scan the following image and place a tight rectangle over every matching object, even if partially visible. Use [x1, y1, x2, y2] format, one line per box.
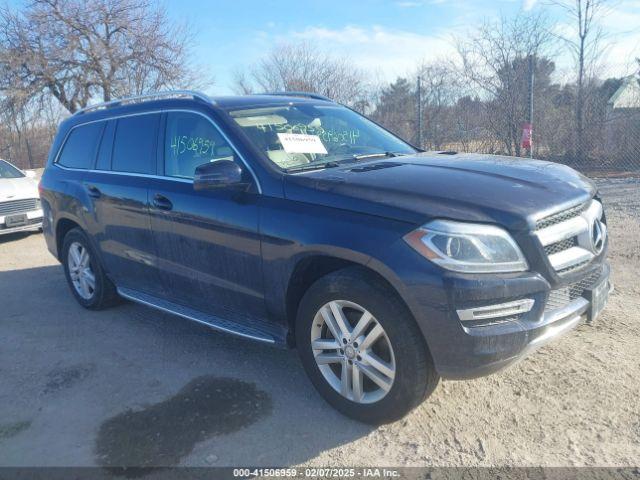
[457, 298, 535, 322]
[0, 222, 42, 236]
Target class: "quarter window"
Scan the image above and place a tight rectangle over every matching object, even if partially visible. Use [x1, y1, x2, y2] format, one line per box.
[112, 114, 160, 174]
[164, 112, 236, 179]
[57, 122, 105, 169]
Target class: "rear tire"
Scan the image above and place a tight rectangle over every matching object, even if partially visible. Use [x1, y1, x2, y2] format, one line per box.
[296, 267, 439, 424]
[62, 228, 120, 310]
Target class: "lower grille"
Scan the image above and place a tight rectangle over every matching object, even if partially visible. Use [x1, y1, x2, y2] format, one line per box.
[0, 198, 39, 216]
[545, 269, 602, 312]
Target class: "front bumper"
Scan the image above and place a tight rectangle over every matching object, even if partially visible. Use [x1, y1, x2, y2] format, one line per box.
[393, 252, 611, 379]
[0, 209, 44, 236]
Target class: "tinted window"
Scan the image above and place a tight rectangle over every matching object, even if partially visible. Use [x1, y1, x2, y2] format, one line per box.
[96, 120, 116, 171]
[112, 114, 160, 174]
[57, 122, 105, 169]
[164, 112, 236, 179]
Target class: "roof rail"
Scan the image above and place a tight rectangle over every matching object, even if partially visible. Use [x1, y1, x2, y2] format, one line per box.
[74, 90, 214, 115]
[261, 91, 333, 102]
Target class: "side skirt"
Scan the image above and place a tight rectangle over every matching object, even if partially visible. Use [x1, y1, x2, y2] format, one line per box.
[117, 287, 287, 346]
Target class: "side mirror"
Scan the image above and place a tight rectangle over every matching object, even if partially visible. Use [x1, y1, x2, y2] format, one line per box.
[24, 170, 36, 178]
[193, 160, 247, 191]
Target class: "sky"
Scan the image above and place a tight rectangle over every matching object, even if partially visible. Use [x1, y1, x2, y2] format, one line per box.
[164, 0, 640, 95]
[8, 0, 640, 94]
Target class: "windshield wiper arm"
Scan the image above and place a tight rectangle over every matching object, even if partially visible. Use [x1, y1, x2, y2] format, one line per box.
[351, 152, 402, 161]
[285, 161, 341, 173]
[286, 152, 406, 173]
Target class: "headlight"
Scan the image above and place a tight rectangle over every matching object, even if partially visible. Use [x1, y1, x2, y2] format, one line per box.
[404, 220, 528, 273]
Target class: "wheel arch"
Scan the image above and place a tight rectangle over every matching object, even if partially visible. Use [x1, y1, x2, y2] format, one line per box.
[55, 216, 82, 261]
[284, 253, 413, 347]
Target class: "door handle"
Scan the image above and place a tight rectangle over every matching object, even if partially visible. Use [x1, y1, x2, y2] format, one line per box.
[86, 185, 101, 199]
[153, 194, 173, 211]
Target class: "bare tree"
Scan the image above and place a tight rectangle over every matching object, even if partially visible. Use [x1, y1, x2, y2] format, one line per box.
[416, 62, 462, 149]
[232, 42, 371, 108]
[457, 13, 555, 156]
[0, 0, 199, 113]
[550, 0, 611, 160]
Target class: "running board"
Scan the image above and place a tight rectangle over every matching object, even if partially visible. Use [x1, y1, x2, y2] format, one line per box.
[117, 287, 282, 345]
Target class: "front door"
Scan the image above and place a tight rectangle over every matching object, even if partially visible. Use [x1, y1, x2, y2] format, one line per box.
[147, 111, 266, 322]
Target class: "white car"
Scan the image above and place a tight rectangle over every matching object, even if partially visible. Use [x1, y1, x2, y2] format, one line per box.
[0, 159, 43, 236]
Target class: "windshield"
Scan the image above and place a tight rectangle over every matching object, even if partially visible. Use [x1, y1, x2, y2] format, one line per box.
[228, 104, 416, 171]
[0, 160, 25, 179]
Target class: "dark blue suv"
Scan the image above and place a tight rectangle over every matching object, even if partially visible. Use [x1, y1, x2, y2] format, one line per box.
[40, 91, 611, 423]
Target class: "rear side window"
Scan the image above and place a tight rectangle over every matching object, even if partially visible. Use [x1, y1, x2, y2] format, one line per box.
[57, 122, 105, 169]
[96, 121, 116, 171]
[112, 114, 160, 174]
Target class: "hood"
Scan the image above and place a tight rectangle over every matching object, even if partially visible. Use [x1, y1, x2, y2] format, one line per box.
[0, 176, 39, 202]
[283, 152, 596, 231]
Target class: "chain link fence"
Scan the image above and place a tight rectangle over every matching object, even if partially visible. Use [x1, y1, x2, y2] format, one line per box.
[2, 73, 639, 177]
[374, 70, 640, 177]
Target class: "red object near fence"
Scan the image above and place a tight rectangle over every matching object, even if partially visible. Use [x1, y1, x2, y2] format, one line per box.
[521, 123, 533, 150]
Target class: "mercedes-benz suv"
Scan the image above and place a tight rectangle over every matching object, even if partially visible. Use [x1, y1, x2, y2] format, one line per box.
[39, 91, 611, 423]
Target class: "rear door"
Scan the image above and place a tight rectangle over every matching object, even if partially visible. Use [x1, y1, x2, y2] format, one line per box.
[146, 110, 266, 322]
[83, 113, 163, 295]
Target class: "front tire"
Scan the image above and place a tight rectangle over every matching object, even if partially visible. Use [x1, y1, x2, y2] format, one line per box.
[62, 228, 119, 310]
[296, 267, 439, 424]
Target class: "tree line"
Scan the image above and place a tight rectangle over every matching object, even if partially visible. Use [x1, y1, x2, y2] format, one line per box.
[0, 0, 637, 172]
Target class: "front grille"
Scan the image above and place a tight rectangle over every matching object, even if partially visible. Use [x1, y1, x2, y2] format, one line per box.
[536, 202, 588, 230]
[0, 198, 39, 216]
[545, 269, 602, 312]
[544, 237, 578, 256]
[534, 199, 603, 275]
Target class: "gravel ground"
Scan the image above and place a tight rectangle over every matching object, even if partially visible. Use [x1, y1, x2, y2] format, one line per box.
[0, 177, 638, 469]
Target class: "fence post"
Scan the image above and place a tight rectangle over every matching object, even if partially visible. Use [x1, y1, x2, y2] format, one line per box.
[417, 76, 423, 149]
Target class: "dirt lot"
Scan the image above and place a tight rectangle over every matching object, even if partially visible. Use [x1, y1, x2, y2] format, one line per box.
[0, 178, 638, 468]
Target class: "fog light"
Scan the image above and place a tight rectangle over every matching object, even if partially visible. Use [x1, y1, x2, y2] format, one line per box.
[457, 299, 534, 322]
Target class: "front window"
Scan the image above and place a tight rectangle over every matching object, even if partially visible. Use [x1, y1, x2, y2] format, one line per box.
[0, 160, 25, 179]
[228, 104, 416, 171]
[164, 112, 237, 179]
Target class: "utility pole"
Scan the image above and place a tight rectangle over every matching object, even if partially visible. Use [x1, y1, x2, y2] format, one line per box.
[529, 55, 534, 159]
[417, 76, 423, 149]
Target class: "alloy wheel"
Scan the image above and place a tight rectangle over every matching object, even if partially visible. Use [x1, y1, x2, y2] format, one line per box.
[68, 241, 96, 300]
[310, 300, 396, 404]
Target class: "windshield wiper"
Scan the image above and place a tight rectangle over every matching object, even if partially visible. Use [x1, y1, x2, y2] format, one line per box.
[351, 152, 403, 161]
[285, 161, 341, 173]
[285, 152, 406, 173]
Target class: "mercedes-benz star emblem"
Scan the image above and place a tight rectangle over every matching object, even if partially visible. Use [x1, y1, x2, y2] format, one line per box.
[591, 219, 605, 254]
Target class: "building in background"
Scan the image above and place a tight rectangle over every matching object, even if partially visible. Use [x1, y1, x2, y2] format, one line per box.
[605, 76, 640, 171]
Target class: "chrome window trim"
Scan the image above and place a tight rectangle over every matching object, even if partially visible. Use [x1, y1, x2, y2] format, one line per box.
[53, 164, 194, 184]
[52, 108, 262, 193]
